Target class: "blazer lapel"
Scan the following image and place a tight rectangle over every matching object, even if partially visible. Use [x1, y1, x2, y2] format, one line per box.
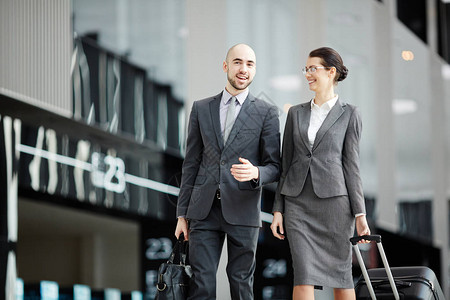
[209, 93, 224, 150]
[223, 93, 254, 150]
[312, 99, 345, 151]
[298, 102, 312, 150]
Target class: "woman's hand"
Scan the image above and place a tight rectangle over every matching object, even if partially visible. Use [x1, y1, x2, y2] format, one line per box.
[270, 212, 285, 240]
[356, 214, 370, 243]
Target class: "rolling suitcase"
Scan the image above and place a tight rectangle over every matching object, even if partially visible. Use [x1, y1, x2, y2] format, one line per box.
[350, 235, 445, 300]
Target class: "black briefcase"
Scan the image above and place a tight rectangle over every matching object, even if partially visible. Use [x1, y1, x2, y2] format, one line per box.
[155, 235, 193, 300]
[351, 235, 445, 300]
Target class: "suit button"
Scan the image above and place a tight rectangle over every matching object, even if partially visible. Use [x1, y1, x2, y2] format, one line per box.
[221, 160, 225, 165]
[307, 153, 311, 158]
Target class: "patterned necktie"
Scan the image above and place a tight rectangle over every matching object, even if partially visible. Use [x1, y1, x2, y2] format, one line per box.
[223, 96, 237, 143]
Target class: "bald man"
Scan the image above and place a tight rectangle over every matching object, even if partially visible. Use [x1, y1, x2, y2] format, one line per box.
[175, 44, 280, 299]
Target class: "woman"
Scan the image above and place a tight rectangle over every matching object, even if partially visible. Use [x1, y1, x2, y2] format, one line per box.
[271, 47, 370, 300]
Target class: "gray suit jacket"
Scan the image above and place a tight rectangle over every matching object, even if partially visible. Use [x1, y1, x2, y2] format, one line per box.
[177, 92, 280, 227]
[273, 99, 366, 216]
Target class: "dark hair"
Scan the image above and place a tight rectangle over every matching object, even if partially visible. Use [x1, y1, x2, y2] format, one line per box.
[309, 47, 348, 83]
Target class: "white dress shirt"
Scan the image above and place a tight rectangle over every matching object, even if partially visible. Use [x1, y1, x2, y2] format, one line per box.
[220, 89, 248, 135]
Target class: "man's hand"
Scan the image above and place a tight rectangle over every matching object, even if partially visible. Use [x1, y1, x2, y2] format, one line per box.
[230, 157, 259, 182]
[270, 212, 285, 240]
[175, 217, 189, 241]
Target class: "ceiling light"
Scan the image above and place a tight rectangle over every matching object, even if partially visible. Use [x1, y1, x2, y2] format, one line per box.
[401, 50, 414, 61]
[441, 64, 450, 80]
[392, 99, 417, 115]
[269, 75, 302, 92]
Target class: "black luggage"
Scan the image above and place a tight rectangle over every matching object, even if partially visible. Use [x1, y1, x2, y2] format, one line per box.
[350, 235, 445, 300]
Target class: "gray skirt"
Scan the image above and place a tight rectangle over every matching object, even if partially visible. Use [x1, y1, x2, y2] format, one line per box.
[284, 173, 355, 289]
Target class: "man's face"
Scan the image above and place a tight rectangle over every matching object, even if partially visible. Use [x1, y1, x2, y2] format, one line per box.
[223, 45, 256, 94]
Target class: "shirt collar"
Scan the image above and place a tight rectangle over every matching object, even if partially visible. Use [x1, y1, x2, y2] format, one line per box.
[310, 95, 339, 111]
[222, 88, 248, 105]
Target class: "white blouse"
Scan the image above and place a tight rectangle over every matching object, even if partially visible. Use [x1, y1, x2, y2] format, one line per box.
[307, 95, 339, 148]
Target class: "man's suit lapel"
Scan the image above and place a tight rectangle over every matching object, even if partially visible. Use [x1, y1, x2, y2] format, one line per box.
[209, 93, 224, 150]
[312, 100, 345, 151]
[223, 93, 254, 151]
[298, 103, 312, 150]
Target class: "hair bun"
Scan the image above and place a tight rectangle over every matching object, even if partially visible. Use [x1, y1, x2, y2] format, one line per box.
[338, 66, 348, 82]
[309, 47, 347, 84]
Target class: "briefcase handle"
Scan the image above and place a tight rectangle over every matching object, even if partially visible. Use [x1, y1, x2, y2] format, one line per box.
[168, 234, 189, 266]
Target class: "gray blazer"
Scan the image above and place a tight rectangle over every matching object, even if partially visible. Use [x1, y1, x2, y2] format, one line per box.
[273, 99, 366, 216]
[177, 92, 280, 227]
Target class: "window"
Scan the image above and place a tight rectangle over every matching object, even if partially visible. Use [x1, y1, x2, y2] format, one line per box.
[437, 0, 450, 62]
[399, 200, 433, 242]
[397, 0, 427, 43]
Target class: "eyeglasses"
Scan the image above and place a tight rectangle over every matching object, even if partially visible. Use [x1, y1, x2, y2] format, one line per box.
[301, 66, 328, 75]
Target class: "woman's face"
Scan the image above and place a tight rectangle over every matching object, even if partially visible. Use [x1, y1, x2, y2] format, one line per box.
[304, 56, 334, 92]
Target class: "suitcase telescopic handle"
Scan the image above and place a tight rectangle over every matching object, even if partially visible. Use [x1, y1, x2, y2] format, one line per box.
[350, 234, 381, 245]
[350, 234, 400, 300]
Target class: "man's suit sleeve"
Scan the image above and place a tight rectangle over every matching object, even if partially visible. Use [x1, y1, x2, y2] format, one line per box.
[253, 104, 281, 187]
[176, 101, 203, 217]
[342, 106, 366, 216]
[272, 107, 294, 214]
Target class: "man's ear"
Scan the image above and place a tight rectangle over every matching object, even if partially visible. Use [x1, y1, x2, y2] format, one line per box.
[223, 61, 228, 73]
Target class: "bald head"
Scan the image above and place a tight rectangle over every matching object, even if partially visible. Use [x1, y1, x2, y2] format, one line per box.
[225, 44, 256, 64]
